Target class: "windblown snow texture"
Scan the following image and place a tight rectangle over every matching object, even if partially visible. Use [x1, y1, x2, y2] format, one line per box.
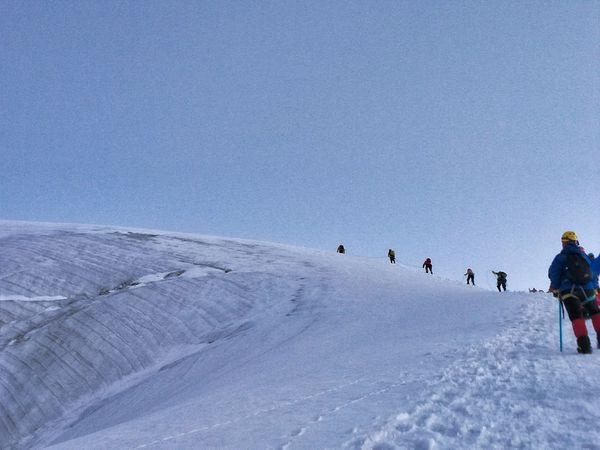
[0, 222, 598, 449]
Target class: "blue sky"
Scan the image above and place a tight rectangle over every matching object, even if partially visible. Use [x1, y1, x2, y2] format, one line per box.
[1, 1, 599, 290]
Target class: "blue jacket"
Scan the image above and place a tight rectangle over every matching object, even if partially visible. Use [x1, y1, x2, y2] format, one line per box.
[591, 256, 600, 289]
[548, 243, 596, 292]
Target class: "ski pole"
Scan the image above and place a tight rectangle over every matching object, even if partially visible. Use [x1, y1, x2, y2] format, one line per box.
[559, 299, 563, 352]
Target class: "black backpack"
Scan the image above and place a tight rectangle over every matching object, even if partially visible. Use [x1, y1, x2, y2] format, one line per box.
[565, 252, 593, 285]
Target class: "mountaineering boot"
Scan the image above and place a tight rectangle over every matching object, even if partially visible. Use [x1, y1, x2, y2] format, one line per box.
[577, 336, 592, 354]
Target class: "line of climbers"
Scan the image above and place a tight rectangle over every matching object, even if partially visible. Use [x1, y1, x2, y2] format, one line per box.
[338, 231, 600, 355]
[336, 244, 508, 292]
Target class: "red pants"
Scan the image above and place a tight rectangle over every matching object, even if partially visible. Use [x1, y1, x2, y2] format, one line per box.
[562, 291, 600, 338]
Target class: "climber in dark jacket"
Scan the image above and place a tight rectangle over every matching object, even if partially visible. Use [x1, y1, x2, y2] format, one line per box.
[422, 258, 432, 274]
[492, 271, 507, 292]
[464, 268, 475, 285]
[388, 249, 396, 264]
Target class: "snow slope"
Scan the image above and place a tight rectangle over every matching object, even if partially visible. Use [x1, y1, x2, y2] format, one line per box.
[0, 221, 598, 449]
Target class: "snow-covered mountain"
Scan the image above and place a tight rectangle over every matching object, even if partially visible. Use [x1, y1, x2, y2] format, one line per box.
[0, 221, 598, 449]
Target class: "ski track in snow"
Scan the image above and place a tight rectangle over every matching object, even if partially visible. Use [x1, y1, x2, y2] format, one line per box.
[129, 374, 417, 450]
[353, 299, 600, 450]
[132, 378, 365, 449]
[279, 377, 416, 450]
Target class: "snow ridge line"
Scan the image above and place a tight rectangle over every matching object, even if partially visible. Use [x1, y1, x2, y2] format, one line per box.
[358, 298, 600, 450]
[0, 230, 305, 449]
[0, 232, 163, 297]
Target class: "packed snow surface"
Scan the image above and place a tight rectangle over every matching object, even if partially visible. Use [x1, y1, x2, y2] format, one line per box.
[0, 221, 598, 449]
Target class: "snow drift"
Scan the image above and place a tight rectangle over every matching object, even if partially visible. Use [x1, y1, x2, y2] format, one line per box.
[0, 221, 598, 449]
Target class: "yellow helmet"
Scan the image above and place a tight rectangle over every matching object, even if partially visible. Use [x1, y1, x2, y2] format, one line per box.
[561, 231, 578, 242]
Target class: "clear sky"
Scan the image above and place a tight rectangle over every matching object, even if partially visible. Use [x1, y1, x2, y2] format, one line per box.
[2, 1, 599, 290]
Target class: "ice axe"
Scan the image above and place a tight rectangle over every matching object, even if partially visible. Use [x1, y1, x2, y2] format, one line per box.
[559, 298, 563, 352]
[554, 290, 565, 352]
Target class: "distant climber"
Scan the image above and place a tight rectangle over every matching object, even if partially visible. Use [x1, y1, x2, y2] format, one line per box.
[492, 271, 507, 292]
[423, 258, 433, 274]
[548, 231, 600, 354]
[337, 244, 346, 254]
[388, 249, 396, 264]
[464, 268, 475, 285]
